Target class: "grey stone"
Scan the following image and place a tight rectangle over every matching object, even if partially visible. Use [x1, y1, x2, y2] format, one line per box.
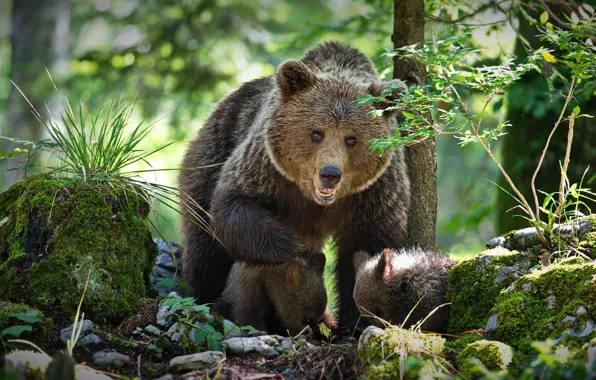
[576, 306, 588, 315]
[93, 350, 131, 368]
[144, 324, 161, 336]
[78, 333, 103, 346]
[60, 320, 94, 345]
[485, 314, 499, 333]
[157, 302, 177, 328]
[358, 326, 385, 352]
[167, 322, 187, 342]
[169, 351, 225, 372]
[562, 315, 577, 324]
[577, 320, 595, 337]
[155, 375, 175, 380]
[223, 319, 243, 339]
[547, 295, 557, 310]
[222, 336, 280, 358]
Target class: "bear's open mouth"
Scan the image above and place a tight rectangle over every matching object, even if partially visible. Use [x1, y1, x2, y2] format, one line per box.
[314, 187, 336, 203]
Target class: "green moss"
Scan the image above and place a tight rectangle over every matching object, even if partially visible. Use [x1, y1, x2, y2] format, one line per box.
[359, 327, 447, 379]
[447, 247, 539, 334]
[488, 260, 596, 356]
[0, 175, 157, 321]
[0, 302, 54, 347]
[445, 333, 485, 362]
[456, 340, 514, 378]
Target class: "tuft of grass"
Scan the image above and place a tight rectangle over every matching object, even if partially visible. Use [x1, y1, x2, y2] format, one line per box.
[9, 81, 217, 253]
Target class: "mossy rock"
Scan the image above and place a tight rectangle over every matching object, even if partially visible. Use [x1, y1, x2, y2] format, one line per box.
[447, 247, 539, 334]
[456, 339, 514, 378]
[486, 258, 596, 356]
[0, 302, 54, 347]
[0, 175, 157, 321]
[358, 326, 448, 379]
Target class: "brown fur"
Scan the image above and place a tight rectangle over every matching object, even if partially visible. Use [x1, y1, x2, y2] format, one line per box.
[212, 254, 327, 336]
[353, 248, 455, 333]
[179, 41, 411, 334]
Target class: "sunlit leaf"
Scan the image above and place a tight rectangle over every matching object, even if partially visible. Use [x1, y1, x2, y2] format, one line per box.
[540, 12, 548, 24]
[541, 52, 557, 63]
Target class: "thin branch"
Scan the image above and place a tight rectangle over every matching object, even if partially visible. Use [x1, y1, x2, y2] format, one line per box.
[530, 78, 577, 223]
[555, 111, 575, 218]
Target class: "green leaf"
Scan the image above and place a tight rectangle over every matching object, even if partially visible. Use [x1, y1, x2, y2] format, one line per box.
[11, 310, 40, 324]
[2, 325, 32, 337]
[193, 328, 208, 344]
[540, 11, 548, 24]
[573, 106, 580, 116]
[401, 111, 415, 119]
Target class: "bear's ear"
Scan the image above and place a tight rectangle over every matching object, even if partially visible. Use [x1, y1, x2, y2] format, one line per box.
[376, 248, 398, 282]
[353, 251, 371, 273]
[276, 59, 316, 100]
[366, 79, 407, 118]
[286, 262, 302, 291]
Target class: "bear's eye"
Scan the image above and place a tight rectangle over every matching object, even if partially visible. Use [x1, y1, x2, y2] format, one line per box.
[311, 131, 324, 143]
[345, 136, 356, 147]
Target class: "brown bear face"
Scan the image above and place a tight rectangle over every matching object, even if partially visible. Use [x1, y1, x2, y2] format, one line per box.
[268, 254, 328, 335]
[266, 60, 404, 206]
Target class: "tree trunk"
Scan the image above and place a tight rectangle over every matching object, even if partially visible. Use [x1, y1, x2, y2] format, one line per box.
[393, 0, 437, 249]
[2, 0, 70, 188]
[495, 15, 596, 234]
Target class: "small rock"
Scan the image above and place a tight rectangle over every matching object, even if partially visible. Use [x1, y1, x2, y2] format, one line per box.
[144, 324, 161, 336]
[222, 336, 281, 358]
[484, 314, 498, 333]
[167, 322, 187, 342]
[521, 282, 533, 292]
[561, 315, 577, 324]
[157, 303, 177, 328]
[60, 320, 94, 345]
[155, 375, 175, 380]
[546, 295, 557, 310]
[223, 319, 243, 339]
[93, 350, 131, 368]
[358, 326, 384, 352]
[78, 333, 103, 347]
[169, 351, 225, 372]
[577, 320, 595, 338]
[576, 306, 588, 315]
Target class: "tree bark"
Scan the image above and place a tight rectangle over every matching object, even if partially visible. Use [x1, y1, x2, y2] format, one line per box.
[2, 0, 70, 188]
[393, 0, 437, 249]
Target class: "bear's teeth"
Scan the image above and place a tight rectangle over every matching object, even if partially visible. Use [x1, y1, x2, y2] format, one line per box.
[316, 188, 336, 197]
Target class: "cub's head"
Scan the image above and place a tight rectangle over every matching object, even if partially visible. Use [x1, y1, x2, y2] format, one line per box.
[353, 248, 454, 331]
[268, 253, 327, 335]
[266, 59, 405, 206]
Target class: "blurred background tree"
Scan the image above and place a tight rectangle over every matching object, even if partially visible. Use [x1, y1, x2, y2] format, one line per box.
[0, 0, 593, 256]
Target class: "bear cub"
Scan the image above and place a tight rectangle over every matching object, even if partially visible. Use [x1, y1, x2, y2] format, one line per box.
[353, 248, 455, 333]
[212, 254, 329, 336]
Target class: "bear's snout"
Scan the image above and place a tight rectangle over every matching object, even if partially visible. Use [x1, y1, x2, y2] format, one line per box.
[319, 165, 342, 187]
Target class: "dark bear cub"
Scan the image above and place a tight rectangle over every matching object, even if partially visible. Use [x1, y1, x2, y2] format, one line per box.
[353, 248, 455, 333]
[212, 254, 329, 336]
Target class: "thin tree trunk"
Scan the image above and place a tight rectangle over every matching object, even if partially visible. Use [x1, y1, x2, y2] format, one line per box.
[2, 0, 70, 188]
[393, 0, 437, 249]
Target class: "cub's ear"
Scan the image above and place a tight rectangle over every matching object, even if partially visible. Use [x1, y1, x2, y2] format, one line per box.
[276, 59, 316, 100]
[353, 251, 371, 272]
[366, 79, 407, 118]
[376, 248, 398, 282]
[286, 262, 302, 291]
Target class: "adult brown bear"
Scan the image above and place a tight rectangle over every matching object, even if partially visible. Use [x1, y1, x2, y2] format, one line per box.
[179, 41, 410, 335]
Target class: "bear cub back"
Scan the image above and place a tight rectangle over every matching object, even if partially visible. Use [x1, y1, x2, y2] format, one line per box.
[353, 248, 455, 333]
[212, 254, 328, 336]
